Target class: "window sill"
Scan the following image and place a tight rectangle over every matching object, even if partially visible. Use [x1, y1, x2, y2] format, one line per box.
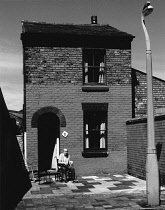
[82, 85, 109, 92]
[82, 151, 109, 158]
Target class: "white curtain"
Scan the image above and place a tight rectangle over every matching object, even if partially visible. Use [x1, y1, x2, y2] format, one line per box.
[52, 138, 59, 159]
[99, 62, 105, 83]
[85, 124, 89, 148]
[51, 157, 58, 170]
[100, 123, 105, 148]
[56, 138, 59, 159]
[51, 143, 58, 170]
[85, 62, 88, 83]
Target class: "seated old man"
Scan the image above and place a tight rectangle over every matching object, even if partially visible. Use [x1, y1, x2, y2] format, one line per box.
[58, 148, 75, 182]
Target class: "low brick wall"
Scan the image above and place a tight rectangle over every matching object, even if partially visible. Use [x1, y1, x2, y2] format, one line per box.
[126, 115, 165, 185]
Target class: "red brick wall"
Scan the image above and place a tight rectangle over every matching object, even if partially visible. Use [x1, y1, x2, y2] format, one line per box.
[127, 116, 165, 185]
[24, 47, 132, 175]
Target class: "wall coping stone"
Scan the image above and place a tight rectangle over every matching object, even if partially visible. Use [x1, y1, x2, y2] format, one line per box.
[126, 113, 165, 125]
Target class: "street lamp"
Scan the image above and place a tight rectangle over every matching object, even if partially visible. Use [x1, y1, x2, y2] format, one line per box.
[141, 1, 160, 206]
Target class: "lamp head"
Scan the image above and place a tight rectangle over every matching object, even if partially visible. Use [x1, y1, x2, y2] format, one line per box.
[142, 1, 153, 17]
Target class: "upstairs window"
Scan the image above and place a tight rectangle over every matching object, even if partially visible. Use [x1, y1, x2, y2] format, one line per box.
[83, 49, 106, 85]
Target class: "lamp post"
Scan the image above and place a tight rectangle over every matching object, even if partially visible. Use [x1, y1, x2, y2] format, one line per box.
[141, 1, 159, 206]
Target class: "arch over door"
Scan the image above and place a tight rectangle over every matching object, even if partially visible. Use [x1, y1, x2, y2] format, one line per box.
[31, 106, 66, 128]
[38, 112, 60, 171]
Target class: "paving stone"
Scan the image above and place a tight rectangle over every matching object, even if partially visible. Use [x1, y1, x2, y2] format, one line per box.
[16, 205, 26, 210]
[94, 207, 105, 210]
[25, 203, 35, 207]
[102, 204, 112, 208]
[15, 174, 165, 210]
[86, 182, 102, 185]
[74, 207, 84, 210]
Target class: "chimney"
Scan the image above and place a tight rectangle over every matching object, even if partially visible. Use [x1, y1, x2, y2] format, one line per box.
[91, 16, 97, 24]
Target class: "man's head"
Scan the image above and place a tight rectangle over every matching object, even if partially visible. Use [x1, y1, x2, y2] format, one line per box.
[63, 148, 68, 156]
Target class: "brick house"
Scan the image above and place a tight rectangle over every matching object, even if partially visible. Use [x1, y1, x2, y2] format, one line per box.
[21, 17, 136, 175]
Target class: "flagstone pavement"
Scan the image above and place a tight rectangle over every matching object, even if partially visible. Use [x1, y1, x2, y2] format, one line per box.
[15, 174, 165, 210]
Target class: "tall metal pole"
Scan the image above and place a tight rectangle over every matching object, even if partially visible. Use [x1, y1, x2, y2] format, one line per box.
[141, 2, 159, 206]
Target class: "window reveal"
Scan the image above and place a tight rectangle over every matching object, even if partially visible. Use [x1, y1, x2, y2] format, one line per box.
[84, 111, 107, 151]
[83, 49, 106, 84]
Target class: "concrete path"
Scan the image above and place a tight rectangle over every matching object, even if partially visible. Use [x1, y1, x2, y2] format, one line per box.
[15, 174, 165, 209]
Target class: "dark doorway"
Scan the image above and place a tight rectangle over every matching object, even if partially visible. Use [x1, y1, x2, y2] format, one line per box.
[38, 112, 60, 171]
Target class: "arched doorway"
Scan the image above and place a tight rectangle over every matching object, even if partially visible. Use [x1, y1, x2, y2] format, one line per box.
[38, 112, 60, 171]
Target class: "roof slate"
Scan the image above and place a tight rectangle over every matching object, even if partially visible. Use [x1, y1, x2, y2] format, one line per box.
[21, 21, 134, 38]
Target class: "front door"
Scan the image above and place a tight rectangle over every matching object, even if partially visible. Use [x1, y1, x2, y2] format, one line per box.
[38, 112, 60, 171]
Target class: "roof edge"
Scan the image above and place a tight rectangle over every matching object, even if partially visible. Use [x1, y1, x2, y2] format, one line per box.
[132, 67, 165, 82]
[21, 20, 135, 38]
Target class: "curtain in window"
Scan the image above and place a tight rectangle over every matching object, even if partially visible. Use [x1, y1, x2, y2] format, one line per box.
[53, 138, 59, 160]
[51, 155, 58, 170]
[51, 137, 60, 170]
[99, 62, 104, 83]
[56, 138, 59, 159]
[100, 122, 105, 148]
[85, 124, 89, 148]
[85, 62, 88, 83]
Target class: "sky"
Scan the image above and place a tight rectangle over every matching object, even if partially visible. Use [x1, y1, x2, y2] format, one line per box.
[0, 0, 165, 111]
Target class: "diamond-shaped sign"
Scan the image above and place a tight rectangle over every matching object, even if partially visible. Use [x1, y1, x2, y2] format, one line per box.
[62, 131, 68, 138]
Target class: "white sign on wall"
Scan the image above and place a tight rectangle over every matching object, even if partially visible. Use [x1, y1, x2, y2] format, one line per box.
[62, 131, 68, 138]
